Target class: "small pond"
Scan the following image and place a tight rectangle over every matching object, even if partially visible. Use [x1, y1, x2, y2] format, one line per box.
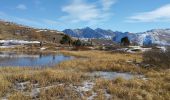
[89, 71, 144, 80]
[0, 52, 73, 67]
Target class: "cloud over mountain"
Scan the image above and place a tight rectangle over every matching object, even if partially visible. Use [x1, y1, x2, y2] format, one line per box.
[60, 0, 116, 25]
[128, 4, 170, 22]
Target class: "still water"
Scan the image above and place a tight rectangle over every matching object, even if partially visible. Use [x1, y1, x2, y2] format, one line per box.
[0, 52, 73, 67]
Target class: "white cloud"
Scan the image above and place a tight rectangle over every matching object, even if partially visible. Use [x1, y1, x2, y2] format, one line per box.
[61, 0, 99, 22]
[128, 4, 170, 22]
[16, 4, 27, 10]
[101, 0, 117, 11]
[59, 0, 115, 25]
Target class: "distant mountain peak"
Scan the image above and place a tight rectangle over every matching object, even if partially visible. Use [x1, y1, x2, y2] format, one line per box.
[95, 28, 103, 30]
[63, 27, 170, 46]
[63, 27, 116, 39]
[83, 27, 92, 30]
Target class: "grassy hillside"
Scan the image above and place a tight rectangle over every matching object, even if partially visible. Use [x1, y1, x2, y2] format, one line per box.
[0, 20, 64, 44]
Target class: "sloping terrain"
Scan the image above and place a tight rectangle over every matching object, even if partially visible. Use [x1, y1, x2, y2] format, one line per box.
[0, 20, 64, 43]
[1, 20, 170, 46]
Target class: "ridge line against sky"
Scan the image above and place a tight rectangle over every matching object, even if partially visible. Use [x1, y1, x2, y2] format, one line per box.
[0, 0, 170, 32]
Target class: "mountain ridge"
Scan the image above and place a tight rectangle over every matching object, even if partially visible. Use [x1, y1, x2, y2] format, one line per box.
[1, 19, 170, 46]
[63, 27, 170, 46]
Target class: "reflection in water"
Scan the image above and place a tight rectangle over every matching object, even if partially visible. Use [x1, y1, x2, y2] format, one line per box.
[53, 55, 55, 60]
[39, 53, 42, 59]
[0, 52, 73, 67]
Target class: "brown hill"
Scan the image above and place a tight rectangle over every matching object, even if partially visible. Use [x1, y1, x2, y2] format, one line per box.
[0, 20, 64, 44]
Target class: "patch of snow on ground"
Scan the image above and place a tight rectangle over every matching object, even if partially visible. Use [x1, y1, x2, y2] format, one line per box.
[0, 52, 39, 58]
[90, 71, 144, 80]
[40, 47, 46, 50]
[77, 81, 94, 92]
[129, 46, 152, 52]
[0, 45, 16, 48]
[0, 40, 40, 46]
[156, 46, 167, 52]
[116, 46, 152, 53]
[14, 81, 64, 98]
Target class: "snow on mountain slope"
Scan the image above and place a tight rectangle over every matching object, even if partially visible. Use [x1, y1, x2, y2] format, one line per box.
[113, 29, 170, 46]
[63, 27, 116, 39]
[113, 32, 136, 43]
[135, 29, 170, 46]
[63, 27, 170, 46]
[62, 29, 79, 37]
[94, 28, 115, 39]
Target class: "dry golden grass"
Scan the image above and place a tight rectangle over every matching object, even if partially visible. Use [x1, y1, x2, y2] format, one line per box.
[58, 50, 145, 73]
[58, 59, 144, 73]
[9, 92, 31, 100]
[0, 67, 87, 99]
[93, 70, 170, 100]
[39, 85, 81, 100]
[94, 90, 107, 100]
[0, 75, 12, 97]
[4, 68, 87, 86]
[61, 50, 142, 61]
[0, 46, 40, 52]
[0, 50, 169, 99]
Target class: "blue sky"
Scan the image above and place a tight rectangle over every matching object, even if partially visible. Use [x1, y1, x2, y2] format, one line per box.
[0, 0, 170, 32]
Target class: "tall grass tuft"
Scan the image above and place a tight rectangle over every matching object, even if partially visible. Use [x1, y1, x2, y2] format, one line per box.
[143, 47, 170, 69]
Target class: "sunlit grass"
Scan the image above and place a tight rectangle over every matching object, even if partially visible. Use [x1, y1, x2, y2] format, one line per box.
[0, 67, 87, 98]
[9, 92, 31, 100]
[93, 70, 170, 100]
[58, 50, 145, 73]
[0, 75, 12, 97]
[4, 68, 87, 86]
[0, 50, 169, 99]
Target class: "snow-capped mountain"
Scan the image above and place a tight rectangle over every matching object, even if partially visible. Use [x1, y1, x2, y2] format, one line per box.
[113, 29, 170, 46]
[134, 29, 170, 46]
[63, 27, 170, 46]
[63, 27, 117, 39]
[112, 32, 136, 43]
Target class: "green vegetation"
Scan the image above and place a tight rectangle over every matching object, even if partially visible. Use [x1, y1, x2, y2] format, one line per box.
[60, 34, 72, 46]
[60, 35, 83, 47]
[72, 39, 82, 47]
[121, 37, 130, 46]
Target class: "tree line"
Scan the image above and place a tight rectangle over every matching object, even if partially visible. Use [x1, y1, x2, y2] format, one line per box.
[60, 34, 83, 47]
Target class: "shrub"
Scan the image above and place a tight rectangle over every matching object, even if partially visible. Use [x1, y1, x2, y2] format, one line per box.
[72, 39, 82, 47]
[60, 35, 72, 46]
[121, 37, 130, 46]
[143, 47, 170, 68]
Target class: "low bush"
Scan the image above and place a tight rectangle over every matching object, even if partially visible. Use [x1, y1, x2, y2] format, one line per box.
[143, 47, 170, 68]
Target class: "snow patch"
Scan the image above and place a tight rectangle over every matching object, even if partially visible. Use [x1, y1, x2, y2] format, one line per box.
[89, 71, 144, 80]
[0, 40, 40, 46]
